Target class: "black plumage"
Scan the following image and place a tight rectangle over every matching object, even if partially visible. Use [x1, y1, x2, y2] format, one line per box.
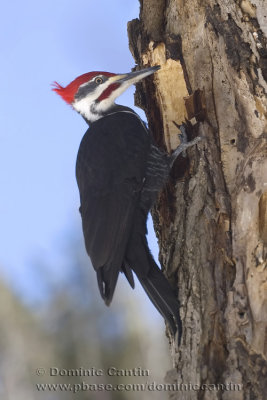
[76, 108, 182, 342]
[54, 66, 202, 345]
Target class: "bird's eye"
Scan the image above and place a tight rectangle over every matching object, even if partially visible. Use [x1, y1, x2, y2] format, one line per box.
[95, 77, 103, 84]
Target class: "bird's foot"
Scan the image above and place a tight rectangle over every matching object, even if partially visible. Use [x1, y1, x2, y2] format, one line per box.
[170, 121, 201, 167]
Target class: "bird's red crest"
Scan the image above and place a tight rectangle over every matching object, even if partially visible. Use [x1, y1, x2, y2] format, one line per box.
[52, 72, 116, 104]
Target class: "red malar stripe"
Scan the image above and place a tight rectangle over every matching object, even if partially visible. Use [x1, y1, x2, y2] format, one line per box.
[97, 83, 120, 102]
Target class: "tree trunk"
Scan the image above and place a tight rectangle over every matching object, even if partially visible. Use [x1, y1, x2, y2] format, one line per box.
[128, 1, 267, 399]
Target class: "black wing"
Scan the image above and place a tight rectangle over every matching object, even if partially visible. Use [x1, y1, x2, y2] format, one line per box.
[76, 111, 150, 303]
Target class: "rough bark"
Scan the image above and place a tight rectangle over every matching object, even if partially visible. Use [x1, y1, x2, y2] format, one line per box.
[128, 1, 267, 399]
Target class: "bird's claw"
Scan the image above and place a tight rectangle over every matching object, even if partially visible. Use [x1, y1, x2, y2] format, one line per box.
[177, 124, 188, 145]
[170, 121, 202, 166]
[178, 125, 189, 157]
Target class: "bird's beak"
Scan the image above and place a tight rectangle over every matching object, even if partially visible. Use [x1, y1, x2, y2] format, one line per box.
[111, 65, 160, 85]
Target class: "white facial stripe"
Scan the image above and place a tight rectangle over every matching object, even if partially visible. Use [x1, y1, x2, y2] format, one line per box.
[79, 75, 104, 89]
[72, 78, 135, 123]
[79, 81, 92, 89]
[95, 82, 129, 111]
[72, 78, 112, 120]
[73, 94, 99, 122]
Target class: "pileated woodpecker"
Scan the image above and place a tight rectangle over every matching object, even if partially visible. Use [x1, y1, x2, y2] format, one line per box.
[53, 66, 200, 343]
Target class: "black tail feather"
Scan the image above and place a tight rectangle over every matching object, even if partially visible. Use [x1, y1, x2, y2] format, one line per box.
[138, 263, 182, 344]
[121, 262, 135, 289]
[97, 266, 120, 306]
[126, 215, 183, 345]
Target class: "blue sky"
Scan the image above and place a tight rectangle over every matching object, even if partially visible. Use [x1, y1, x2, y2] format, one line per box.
[0, 0, 159, 302]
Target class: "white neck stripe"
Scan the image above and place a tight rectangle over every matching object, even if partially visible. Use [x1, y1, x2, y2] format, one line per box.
[102, 110, 148, 133]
